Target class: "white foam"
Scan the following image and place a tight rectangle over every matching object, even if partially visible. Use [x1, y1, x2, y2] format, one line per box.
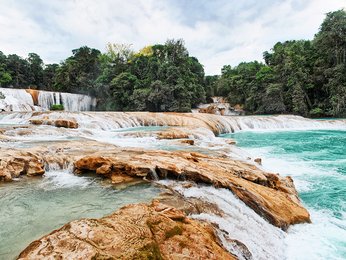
[161, 181, 286, 259]
[286, 209, 346, 260]
[40, 170, 92, 189]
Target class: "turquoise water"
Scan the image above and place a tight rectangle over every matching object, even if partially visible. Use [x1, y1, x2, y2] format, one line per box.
[0, 170, 161, 259]
[223, 130, 346, 259]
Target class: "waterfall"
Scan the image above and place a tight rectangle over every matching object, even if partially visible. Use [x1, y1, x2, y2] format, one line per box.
[38, 91, 96, 111]
[163, 182, 286, 260]
[0, 88, 38, 112]
[1, 112, 346, 133]
[0, 88, 96, 112]
[190, 114, 346, 133]
[60, 92, 96, 111]
[38, 91, 61, 110]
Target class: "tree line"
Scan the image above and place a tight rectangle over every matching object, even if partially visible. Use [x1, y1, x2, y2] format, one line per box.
[0, 10, 345, 116]
[209, 9, 346, 117]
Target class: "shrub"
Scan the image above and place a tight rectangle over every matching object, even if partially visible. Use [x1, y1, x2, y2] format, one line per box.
[309, 107, 324, 117]
[0, 91, 5, 99]
[50, 104, 64, 111]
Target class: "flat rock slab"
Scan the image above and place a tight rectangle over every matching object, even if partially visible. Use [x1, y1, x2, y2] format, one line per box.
[18, 202, 236, 260]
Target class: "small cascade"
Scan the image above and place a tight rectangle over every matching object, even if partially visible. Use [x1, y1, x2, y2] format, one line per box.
[168, 182, 286, 260]
[195, 96, 243, 116]
[191, 113, 346, 134]
[149, 167, 159, 180]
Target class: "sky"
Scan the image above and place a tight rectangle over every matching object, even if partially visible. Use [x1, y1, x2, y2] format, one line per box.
[0, 0, 345, 75]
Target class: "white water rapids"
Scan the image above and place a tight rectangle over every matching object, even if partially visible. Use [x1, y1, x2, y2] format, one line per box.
[1, 112, 346, 259]
[1, 111, 345, 132]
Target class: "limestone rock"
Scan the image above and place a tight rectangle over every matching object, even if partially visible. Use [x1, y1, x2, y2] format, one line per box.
[0, 140, 310, 229]
[157, 127, 190, 139]
[54, 119, 78, 129]
[0, 153, 45, 181]
[73, 149, 311, 229]
[25, 89, 39, 105]
[254, 158, 262, 165]
[18, 202, 236, 260]
[179, 139, 194, 145]
[29, 117, 78, 129]
[225, 139, 237, 145]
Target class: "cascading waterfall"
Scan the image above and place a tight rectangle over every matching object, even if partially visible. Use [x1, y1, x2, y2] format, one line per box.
[60, 92, 96, 111]
[0, 88, 38, 111]
[37, 91, 62, 110]
[0, 88, 96, 112]
[163, 182, 286, 260]
[1, 112, 346, 132]
[37, 91, 96, 111]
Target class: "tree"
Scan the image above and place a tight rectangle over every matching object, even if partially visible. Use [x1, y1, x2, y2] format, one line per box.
[27, 53, 44, 88]
[54, 46, 101, 94]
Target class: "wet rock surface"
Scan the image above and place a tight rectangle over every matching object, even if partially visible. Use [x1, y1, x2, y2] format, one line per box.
[0, 140, 310, 229]
[18, 201, 236, 260]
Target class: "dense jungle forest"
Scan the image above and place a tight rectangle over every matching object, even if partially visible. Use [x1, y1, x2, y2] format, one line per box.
[0, 10, 345, 116]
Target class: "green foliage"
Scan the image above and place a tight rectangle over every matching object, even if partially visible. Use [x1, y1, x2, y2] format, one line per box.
[102, 39, 205, 112]
[310, 107, 324, 117]
[50, 104, 64, 111]
[0, 9, 345, 116]
[208, 9, 346, 117]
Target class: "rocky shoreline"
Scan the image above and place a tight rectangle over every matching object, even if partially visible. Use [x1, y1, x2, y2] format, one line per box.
[0, 112, 315, 259]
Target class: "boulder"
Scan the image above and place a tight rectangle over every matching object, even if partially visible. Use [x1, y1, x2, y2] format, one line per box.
[254, 158, 262, 165]
[179, 139, 194, 145]
[54, 119, 78, 129]
[0, 154, 45, 181]
[29, 118, 78, 129]
[18, 202, 236, 260]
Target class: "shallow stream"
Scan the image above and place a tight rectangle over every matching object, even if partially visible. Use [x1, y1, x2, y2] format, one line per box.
[0, 170, 161, 259]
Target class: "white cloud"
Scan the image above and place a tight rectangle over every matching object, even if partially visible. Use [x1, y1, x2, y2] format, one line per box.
[0, 0, 344, 74]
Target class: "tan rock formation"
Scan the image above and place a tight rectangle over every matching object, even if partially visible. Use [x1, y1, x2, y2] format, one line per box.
[254, 158, 262, 165]
[73, 149, 310, 229]
[0, 152, 45, 181]
[225, 139, 237, 145]
[179, 139, 194, 145]
[0, 139, 310, 229]
[54, 119, 78, 129]
[18, 202, 236, 260]
[29, 118, 78, 129]
[157, 127, 190, 139]
[25, 89, 39, 105]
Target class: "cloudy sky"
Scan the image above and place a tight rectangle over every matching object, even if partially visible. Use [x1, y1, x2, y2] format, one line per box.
[0, 0, 344, 75]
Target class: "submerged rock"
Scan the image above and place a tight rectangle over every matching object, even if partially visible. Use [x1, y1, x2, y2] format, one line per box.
[18, 201, 236, 260]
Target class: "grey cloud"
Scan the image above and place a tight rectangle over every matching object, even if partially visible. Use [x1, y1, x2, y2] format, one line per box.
[0, 0, 344, 74]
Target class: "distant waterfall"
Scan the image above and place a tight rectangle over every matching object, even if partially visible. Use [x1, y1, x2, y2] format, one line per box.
[60, 93, 97, 111]
[0, 88, 96, 112]
[0, 88, 38, 111]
